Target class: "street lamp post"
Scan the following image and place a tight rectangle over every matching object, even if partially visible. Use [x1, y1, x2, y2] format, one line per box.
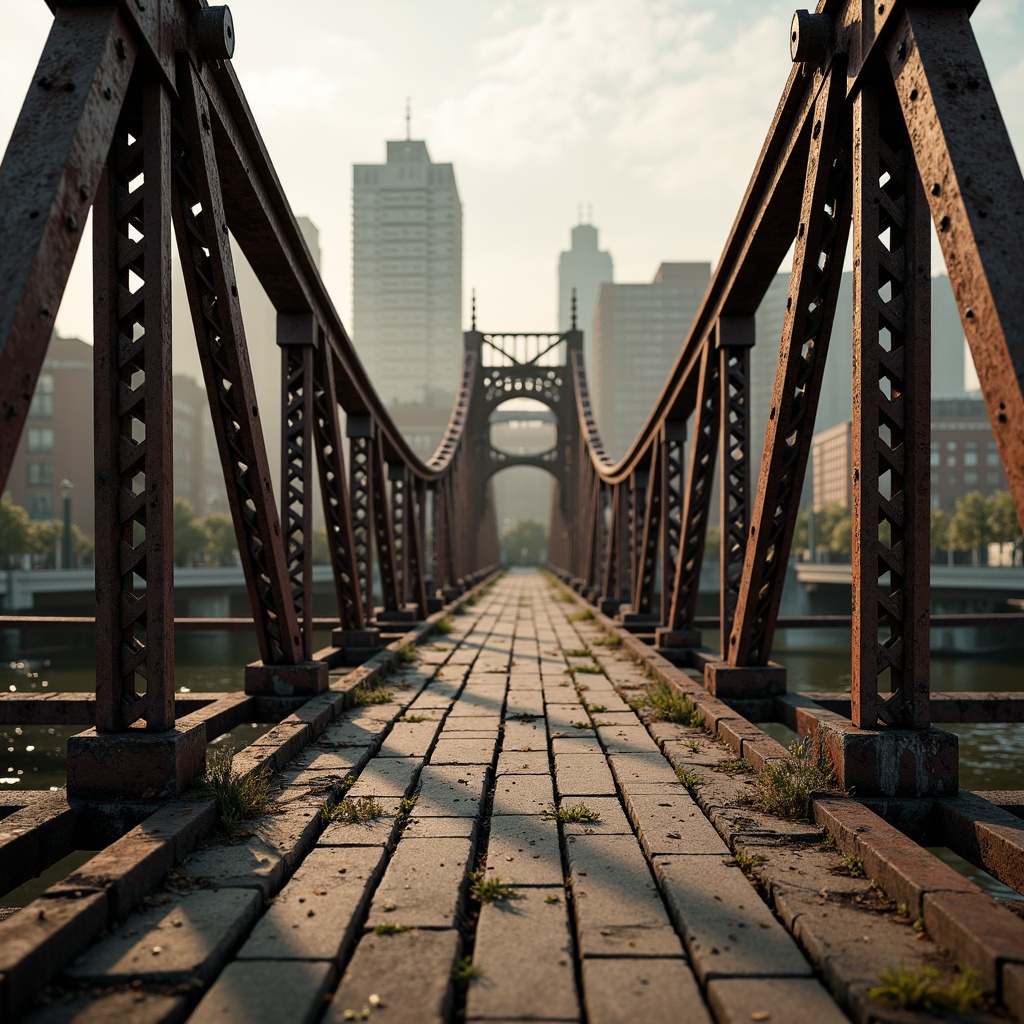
[59, 479, 73, 570]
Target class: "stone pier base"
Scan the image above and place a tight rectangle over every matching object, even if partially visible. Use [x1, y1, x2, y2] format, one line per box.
[67, 723, 206, 800]
[703, 661, 786, 699]
[656, 627, 702, 649]
[816, 720, 959, 797]
[245, 660, 329, 697]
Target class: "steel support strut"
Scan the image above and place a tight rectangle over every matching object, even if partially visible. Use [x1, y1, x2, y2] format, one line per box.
[347, 418, 374, 619]
[171, 58, 302, 667]
[851, 77, 931, 730]
[729, 64, 853, 667]
[93, 80, 175, 732]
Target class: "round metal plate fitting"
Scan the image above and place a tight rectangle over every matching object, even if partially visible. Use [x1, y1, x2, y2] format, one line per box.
[196, 6, 235, 61]
[790, 10, 831, 64]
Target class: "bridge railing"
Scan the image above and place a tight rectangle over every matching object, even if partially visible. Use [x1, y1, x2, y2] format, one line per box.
[549, 0, 1024, 798]
[0, 1, 497, 796]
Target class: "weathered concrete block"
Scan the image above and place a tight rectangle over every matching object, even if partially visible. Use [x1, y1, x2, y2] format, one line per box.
[415, 764, 489, 817]
[582, 956, 711, 1024]
[245, 660, 329, 697]
[485, 814, 564, 886]
[706, 975, 848, 1024]
[492, 773, 555, 815]
[429, 735, 498, 765]
[703, 661, 786, 699]
[346, 757, 420, 799]
[192, 960, 335, 1024]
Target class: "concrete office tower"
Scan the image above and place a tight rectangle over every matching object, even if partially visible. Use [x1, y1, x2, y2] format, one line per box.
[593, 262, 711, 460]
[558, 220, 613, 371]
[352, 138, 463, 413]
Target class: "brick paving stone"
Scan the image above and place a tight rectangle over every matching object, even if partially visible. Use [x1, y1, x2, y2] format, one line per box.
[553, 753, 618, 797]
[547, 706, 594, 735]
[566, 835, 682, 958]
[492, 773, 555, 815]
[318, 799, 401, 848]
[496, 750, 550, 774]
[238, 846, 383, 961]
[403, 815, 479, 840]
[346, 757, 420, 799]
[706, 975, 849, 1024]
[581, 956, 712, 1024]
[550, 735, 603, 756]
[625, 791, 728, 857]
[597, 726, 662, 756]
[506, 690, 546, 719]
[64, 889, 260, 985]
[559, 796, 632, 835]
[280, 748, 366, 777]
[450, 695, 505, 718]
[318, 718, 388, 749]
[185, 835, 288, 898]
[654, 855, 813, 983]
[486, 814, 564, 886]
[325, 929, 461, 1024]
[416, 765, 490, 817]
[377, 720, 442, 758]
[23, 991, 187, 1024]
[191, 959, 334, 1024]
[351, 702, 406, 722]
[407, 683, 461, 709]
[503, 719, 547, 750]
[507, 674, 543, 689]
[608, 751, 680, 789]
[430, 735, 499, 765]
[467, 889, 579, 1022]
[443, 716, 504, 733]
[366, 838, 476, 929]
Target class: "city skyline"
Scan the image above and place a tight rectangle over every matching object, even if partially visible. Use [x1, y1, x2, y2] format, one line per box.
[2, 1, 1021, 354]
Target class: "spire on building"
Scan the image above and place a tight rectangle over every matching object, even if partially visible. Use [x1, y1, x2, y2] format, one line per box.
[405, 97, 411, 141]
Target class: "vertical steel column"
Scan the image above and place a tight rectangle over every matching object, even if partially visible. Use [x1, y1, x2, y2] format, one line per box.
[371, 430, 400, 613]
[851, 79, 931, 729]
[312, 343, 365, 631]
[628, 470, 646, 605]
[278, 314, 316, 659]
[659, 422, 686, 627]
[728, 66, 852, 668]
[390, 464, 409, 605]
[347, 416, 374, 620]
[93, 81, 174, 732]
[407, 478, 429, 618]
[634, 447, 662, 616]
[718, 317, 754, 648]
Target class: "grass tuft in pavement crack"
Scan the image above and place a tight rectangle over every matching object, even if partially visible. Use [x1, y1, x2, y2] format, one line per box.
[867, 964, 983, 1014]
[353, 685, 393, 707]
[469, 870, 520, 904]
[201, 745, 273, 837]
[434, 614, 455, 635]
[632, 681, 698, 725]
[754, 736, 836, 820]
[396, 642, 417, 665]
[452, 957, 483, 985]
[374, 922, 413, 936]
[321, 795, 386, 824]
[545, 801, 602, 824]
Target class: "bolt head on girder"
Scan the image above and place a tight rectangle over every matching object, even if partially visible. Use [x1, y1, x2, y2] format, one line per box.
[197, 6, 235, 61]
[790, 9, 831, 64]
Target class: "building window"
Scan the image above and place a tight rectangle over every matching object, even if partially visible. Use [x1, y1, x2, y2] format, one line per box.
[29, 373, 54, 420]
[964, 471, 978, 485]
[963, 442, 979, 467]
[27, 461, 53, 487]
[27, 428, 54, 454]
[930, 446, 940, 468]
[27, 493, 54, 520]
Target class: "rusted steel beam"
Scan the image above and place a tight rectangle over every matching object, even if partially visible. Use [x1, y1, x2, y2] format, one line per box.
[312, 338, 365, 631]
[628, 464, 649, 612]
[0, 8, 136, 493]
[718, 317, 754, 648]
[93, 80, 175, 734]
[371, 430, 401, 613]
[633, 443, 661, 616]
[851, 77, 932, 730]
[659, 422, 686, 626]
[278, 314, 316, 659]
[729, 64, 853, 668]
[407, 478, 429, 618]
[798, 691, 1024, 724]
[888, 7, 1024, 531]
[668, 339, 722, 635]
[171, 58, 301, 668]
[347, 417, 374, 617]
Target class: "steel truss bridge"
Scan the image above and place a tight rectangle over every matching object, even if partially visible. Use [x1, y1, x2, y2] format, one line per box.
[2, 0, 1024, 1020]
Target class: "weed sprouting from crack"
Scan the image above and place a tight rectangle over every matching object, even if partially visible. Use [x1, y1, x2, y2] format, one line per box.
[398, 714, 429, 723]
[867, 964, 984, 1014]
[633, 681, 698, 725]
[677, 767, 705, 790]
[353, 686, 394, 707]
[734, 850, 769, 870]
[754, 736, 837, 820]
[374, 922, 413, 936]
[396, 642, 417, 665]
[321, 795, 386, 824]
[201, 745, 273, 837]
[434, 615, 455, 635]
[564, 647, 590, 658]
[452, 957, 483, 984]
[719, 758, 749, 773]
[545, 802, 602, 824]
[568, 609, 595, 622]
[469, 870, 520, 904]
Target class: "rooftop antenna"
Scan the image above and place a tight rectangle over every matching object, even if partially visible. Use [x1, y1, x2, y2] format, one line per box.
[571, 287, 577, 331]
[405, 97, 411, 141]
[471, 289, 477, 331]
[577, 203, 582, 225]
[586, 202, 592, 224]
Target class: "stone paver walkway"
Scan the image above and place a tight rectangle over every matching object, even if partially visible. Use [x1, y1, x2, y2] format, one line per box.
[23, 570, 852, 1024]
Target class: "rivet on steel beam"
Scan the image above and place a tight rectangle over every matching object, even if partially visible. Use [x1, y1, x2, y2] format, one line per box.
[196, 6, 235, 61]
[790, 10, 832, 64]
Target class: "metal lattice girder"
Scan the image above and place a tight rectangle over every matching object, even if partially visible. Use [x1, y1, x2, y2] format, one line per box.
[389, 464, 408, 604]
[93, 80, 174, 734]
[660, 421, 687, 626]
[629, 468, 648, 609]
[0, 8, 137, 492]
[279, 314, 316, 659]
[347, 417, 373, 618]
[634, 445, 661, 616]
[407, 478, 429, 617]
[312, 342, 365, 631]
[851, 77, 932, 731]
[718, 317, 754, 647]
[371, 431, 400, 613]
[668, 338, 722, 633]
[171, 57, 302, 667]
[729, 64, 853, 668]
[888, 8, 1024, 534]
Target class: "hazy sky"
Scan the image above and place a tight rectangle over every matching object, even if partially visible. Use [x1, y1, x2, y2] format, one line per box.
[2, 0, 1022, 343]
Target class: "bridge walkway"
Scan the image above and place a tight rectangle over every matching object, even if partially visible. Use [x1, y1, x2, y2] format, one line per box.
[14, 571, 986, 1024]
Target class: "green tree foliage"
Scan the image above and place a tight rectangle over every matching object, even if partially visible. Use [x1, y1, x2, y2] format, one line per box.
[205, 513, 237, 566]
[930, 506, 951, 554]
[311, 526, 331, 565]
[0, 494, 31, 564]
[988, 491, 1023, 562]
[501, 519, 547, 566]
[948, 491, 993, 565]
[173, 498, 211, 567]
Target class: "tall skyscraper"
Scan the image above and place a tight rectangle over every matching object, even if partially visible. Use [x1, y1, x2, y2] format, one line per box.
[593, 262, 711, 459]
[558, 219, 613, 371]
[352, 137, 463, 418]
